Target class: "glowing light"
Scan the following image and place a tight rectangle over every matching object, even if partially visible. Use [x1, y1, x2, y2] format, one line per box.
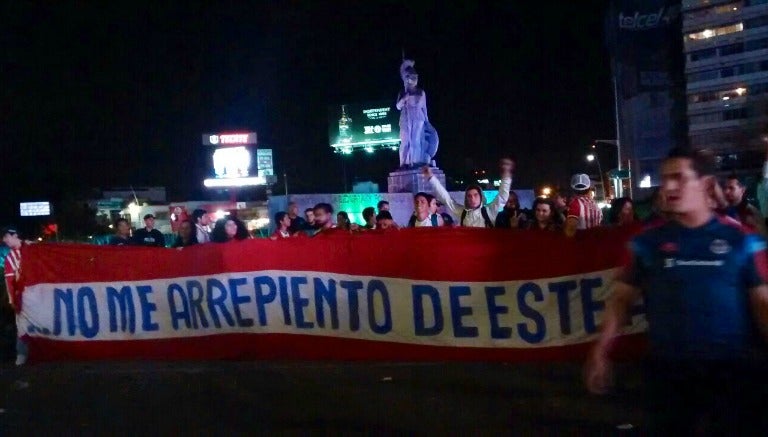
[128, 202, 140, 216]
[597, 202, 611, 209]
[364, 146, 374, 154]
[542, 187, 552, 196]
[37, 237, 43, 242]
[214, 209, 228, 220]
[735, 87, 746, 96]
[722, 96, 730, 101]
[390, 146, 398, 151]
[203, 176, 267, 187]
[477, 178, 490, 184]
[640, 175, 652, 188]
[108, 224, 114, 229]
[586, 154, 595, 162]
[702, 29, 714, 38]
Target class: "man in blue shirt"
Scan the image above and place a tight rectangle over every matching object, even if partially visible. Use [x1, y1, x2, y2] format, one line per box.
[585, 147, 768, 435]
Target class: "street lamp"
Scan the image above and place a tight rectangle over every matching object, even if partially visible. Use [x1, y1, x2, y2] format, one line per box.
[586, 154, 607, 201]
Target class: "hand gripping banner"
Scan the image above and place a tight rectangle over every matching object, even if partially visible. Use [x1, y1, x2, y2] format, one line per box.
[17, 227, 647, 362]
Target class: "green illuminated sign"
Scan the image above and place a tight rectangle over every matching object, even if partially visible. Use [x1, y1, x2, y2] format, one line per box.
[329, 101, 401, 153]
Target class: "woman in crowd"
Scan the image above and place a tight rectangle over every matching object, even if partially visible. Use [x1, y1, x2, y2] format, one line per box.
[336, 211, 352, 231]
[524, 198, 561, 231]
[172, 219, 198, 248]
[211, 216, 250, 242]
[608, 197, 638, 227]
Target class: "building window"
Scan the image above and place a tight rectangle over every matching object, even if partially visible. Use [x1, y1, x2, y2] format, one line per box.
[719, 42, 745, 56]
[690, 47, 718, 61]
[687, 22, 744, 40]
[723, 107, 748, 120]
[745, 15, 768, 29]
[746, 0, 768, 5]
[745, 37, 768, 50]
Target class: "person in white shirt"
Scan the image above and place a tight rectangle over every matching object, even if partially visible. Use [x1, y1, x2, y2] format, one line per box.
[408, 192, 444, 227]
[192, 209, 211, 243]
[422, 158, 513, 228]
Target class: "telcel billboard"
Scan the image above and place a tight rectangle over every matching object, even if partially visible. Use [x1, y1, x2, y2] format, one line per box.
[202, 131, 266, 188]
[329, 102, 400, 154]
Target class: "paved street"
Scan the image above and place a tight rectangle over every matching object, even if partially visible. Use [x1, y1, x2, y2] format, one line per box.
[0, 359, 645, 435]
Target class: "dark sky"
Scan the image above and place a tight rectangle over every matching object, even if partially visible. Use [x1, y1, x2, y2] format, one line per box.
[1, 1, 615, 221]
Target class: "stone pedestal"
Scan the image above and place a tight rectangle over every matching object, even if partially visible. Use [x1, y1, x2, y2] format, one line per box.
[387, 168, 445, 194]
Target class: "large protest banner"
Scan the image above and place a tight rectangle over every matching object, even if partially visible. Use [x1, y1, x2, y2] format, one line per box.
[17, 227, 647, 362]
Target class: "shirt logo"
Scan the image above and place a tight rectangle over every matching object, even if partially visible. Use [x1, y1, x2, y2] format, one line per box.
[710, 239, 731, 255]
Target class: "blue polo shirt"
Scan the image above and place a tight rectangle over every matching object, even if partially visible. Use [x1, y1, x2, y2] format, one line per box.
[623, 216, 768, 361]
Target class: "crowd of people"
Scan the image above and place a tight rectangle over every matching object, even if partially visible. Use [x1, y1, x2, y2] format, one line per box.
[5, 147, 768, 431]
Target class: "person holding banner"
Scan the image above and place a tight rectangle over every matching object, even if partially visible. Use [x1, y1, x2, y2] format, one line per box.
[423, 158, 513, 228]
[585, 147, 768, 435]
[3, 226, 28, 366]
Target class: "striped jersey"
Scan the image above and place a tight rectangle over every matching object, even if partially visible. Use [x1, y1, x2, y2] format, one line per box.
[567, 196, 602, 230]
[4, 248, 21, 306]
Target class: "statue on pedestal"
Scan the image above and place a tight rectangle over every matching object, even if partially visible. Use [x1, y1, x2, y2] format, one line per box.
[396, 59, 439, 169]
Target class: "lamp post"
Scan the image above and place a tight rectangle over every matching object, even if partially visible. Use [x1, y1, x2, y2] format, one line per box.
[586, 154, 607, 201]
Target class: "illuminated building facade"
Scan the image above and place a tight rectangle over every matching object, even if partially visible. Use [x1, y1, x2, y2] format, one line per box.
[683, 0, 768, 173]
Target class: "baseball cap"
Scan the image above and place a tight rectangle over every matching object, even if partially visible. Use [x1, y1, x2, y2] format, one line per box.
[570, 174, 591, 190]
[1, 226, 18, 237]
[143, 214, 155, 220]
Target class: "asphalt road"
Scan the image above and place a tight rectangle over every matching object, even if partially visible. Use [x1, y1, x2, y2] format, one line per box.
[0, 359, 645, 436]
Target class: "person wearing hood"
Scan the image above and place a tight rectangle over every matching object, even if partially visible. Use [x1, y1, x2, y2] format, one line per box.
[422, 158, 513, 227]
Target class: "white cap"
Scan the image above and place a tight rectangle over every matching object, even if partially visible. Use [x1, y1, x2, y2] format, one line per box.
[570, 174, 591, 190]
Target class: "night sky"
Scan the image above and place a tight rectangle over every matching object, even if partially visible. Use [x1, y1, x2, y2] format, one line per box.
[1, 1, 615, 223]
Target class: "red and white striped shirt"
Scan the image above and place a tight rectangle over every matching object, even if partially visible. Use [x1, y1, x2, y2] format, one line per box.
[567, 196, 603, 230]
[4, 248, 21, 306]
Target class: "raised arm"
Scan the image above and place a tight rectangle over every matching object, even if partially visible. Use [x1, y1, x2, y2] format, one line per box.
[424, 166, 463, 216]
[488, 159, 514, 216]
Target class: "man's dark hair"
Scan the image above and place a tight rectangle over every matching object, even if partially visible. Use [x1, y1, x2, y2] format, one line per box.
[666, 147, 715, 177]
[377, 200, 389, 210]
[115, 218, 129, 227]
[192, 209, 207, 223]
[304, 207, 314, 214]
[414, 192, 433, 202]
[313, 203, 334, 214]
[726, 172, 744, 186]
[274, 211, 288, 223]
[376, 211, 393, 221]
[362, 207, 376, 221]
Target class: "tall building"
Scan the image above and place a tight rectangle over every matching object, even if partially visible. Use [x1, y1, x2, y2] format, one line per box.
[683, 0, 768, 174]
[607, 1, 688, 191]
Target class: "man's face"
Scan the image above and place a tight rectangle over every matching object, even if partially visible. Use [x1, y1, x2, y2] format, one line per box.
[661, 158, 708, 215]
[281, 215, 291, 228]
[288, 204, 298, 216]
[3, 233, 21, 249]
[379, 203, 389, 212]
[314, 209, 330, 227]
[535, 203, 552, 223]
[554, 195, 567, 209]
[429, 199, 438, 215]
[505, 195, 518, 211]
[117, 221, 130, 237]
[466, 189, 482, 209]
[379, 219, 395, 230]
[415, 196, 429, 216]
[200, 214, 210, 226]
[305, 210, 315, 224]
[723, 178, 745, 206]
[144, 217, 155, 229]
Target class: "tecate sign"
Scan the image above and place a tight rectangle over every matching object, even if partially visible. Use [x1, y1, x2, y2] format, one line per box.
[619, 8, 672, 31]
[202, 132, 257, 146]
